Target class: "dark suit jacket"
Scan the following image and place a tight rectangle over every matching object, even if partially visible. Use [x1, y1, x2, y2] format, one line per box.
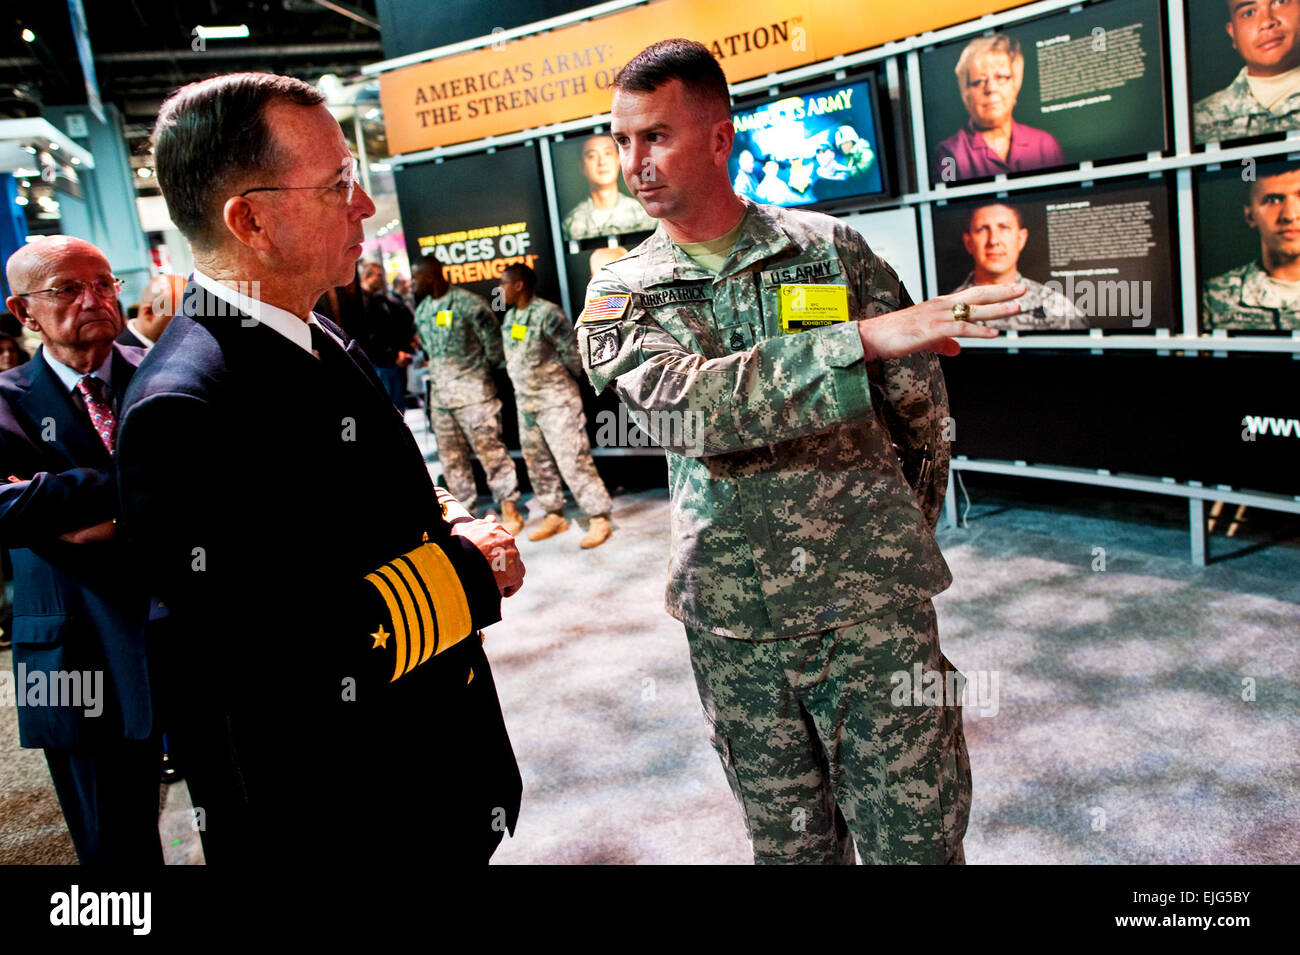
[117, 283, 521, 863]
[0, 344, 154, 749]
[116, 325, 149, 350]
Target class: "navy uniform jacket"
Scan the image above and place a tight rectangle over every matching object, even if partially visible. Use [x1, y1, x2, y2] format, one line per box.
[0, 344, 154, 749]
[116, 283, 521, 863]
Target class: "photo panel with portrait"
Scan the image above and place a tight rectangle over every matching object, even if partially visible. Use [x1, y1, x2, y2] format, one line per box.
[728, 73, 889, 209]
[1188, 0, 1300, 146]
[1196, 156, 1300, 332]
[920, 0, 1167, 186]
[930, 176, 1177, 332]
[551, 133, 657, 244]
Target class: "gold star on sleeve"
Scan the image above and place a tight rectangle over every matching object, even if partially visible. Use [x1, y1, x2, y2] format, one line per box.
[371, 624, 390, 649]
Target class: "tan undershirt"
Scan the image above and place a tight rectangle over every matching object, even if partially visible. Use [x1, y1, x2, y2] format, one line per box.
[675, 215, 747, 274]
[1246, 64, 1300, 111]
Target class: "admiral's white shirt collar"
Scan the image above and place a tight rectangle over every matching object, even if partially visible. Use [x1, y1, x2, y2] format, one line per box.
[191, 268, 340, 357]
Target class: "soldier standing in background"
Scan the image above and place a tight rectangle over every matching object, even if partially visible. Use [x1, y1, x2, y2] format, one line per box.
[413, 258, 524, 532]
[1195, 0, 1300, 143]
[498, 264, 613, 549]
[581, 39, 1025, 864]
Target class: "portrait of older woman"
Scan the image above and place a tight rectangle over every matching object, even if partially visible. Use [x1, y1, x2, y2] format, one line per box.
[932, 33, 1065, 183]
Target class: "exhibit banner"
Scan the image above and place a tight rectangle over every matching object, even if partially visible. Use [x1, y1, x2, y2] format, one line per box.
[839, 207, 924, 301]
[930, 176, 1176, 332]
[921, 0, 1166, 184]
[1196, 157, 1300, 333]
[378, 0, 1025, 153]
[394, 144, 560, 307]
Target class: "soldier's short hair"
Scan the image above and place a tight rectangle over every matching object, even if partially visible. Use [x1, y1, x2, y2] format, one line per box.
[965, 202, 1023, 232]
[152, 72, 325, 250]
[613, 39, 731, 115]
[954, 34, 1025, 94]
[501, 263, 537, 293]
[1246, 163, 1300, 201]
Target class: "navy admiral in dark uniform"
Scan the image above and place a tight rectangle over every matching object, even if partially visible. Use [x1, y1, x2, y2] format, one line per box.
[117, 73, 526, 865]
[1, 236, 161, 864]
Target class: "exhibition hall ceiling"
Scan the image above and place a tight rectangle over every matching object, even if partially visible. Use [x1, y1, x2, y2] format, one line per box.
[0, 0, 381, 149]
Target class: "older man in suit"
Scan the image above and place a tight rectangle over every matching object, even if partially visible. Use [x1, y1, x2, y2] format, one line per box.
[117, 72, 526, 866]
[0, 235, 161, 864]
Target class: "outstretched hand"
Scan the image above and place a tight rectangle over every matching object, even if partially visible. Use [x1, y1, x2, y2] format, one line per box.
[858, 283, 1025, 360]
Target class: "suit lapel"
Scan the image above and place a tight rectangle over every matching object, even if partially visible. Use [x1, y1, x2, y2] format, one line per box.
[15, 351, 109, 468]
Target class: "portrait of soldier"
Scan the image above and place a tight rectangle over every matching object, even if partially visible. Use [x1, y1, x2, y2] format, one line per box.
[952, 202, 1086, 330]
[562, 134, 657, 241]
[1203, 164, 1300, 330]
[931, 33, 1065, 183]
[1195, 0, 1300, 144]
[834, 124, 875, 176]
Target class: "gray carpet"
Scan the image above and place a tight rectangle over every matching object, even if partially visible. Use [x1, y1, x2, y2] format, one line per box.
[2, 472, 1296, 865]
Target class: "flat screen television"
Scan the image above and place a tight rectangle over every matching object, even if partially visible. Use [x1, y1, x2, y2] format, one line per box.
[728, 74, 889, 208]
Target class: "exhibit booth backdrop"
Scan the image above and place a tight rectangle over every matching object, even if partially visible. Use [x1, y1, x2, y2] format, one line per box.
[394, 143, 560, 308]
[930, 175, 1178, 331]
[920, 0, 1167, 183]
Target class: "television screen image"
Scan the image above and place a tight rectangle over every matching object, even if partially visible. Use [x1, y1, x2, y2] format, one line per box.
[920, 0, 1166, 185]
[1188, 0, 1300, 146]
[1196, 157, 1300, 333]
[930, 176, 1176, 332]
[728, 75, 887, 208]
[551, 133, 656, 243]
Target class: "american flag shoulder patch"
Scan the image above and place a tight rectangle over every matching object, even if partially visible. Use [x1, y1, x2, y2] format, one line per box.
[579, 293, 631, 324]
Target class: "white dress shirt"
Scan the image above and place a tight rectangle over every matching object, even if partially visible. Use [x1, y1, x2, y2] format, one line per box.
[191, 268, 342, 358]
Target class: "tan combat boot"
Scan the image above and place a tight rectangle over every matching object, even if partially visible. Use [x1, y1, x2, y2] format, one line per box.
[500, 499, 524, 536]
[528, 511, 569, 541]
[580, 515, 612, 549]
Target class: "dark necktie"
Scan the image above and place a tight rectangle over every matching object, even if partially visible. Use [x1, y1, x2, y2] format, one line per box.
[75, 375, 116, 454]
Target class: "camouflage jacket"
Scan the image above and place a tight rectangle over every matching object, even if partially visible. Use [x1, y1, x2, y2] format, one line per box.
[562, 193, 657, 242]
[502, 296, 583, 414]
[414, 286, 502, 409]
[1202, 260, 1300, 331]
[1194, 67, 1300, 144]
[578, 198, 952, 640]
[952, 272, 1088, 330]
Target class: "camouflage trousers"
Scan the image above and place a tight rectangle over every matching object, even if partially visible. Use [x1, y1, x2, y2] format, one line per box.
[685, 599, 971, 865]
[431, 397, 519, 510]
[517, 401, 613, 517]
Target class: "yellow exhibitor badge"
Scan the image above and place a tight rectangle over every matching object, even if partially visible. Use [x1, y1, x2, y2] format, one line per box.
[435, 310, 453, 327]
[510, 323, 528, 340]
[779, 284, 849, 333]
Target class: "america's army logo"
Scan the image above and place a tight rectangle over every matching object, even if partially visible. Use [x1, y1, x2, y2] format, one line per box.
[637, 284, 711, 308]
[760, 258, 841, 286]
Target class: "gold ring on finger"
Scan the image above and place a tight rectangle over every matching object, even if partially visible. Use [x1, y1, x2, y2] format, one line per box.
[952, 302, 971, 321]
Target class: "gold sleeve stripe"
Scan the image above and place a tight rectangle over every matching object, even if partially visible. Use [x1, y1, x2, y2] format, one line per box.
[376, 564, 422, 679]
[393, 556, 438, 668]
[364, 569, 409, 683]
[408, 543, 473, 649]
[434, 487, 474, 523]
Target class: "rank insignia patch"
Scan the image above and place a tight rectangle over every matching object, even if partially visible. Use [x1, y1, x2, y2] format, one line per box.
[579, 294, 631, 324]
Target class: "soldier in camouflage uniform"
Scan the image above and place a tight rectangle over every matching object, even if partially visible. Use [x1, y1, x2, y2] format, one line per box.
[579, 40, 1023, 864]
[562, 134, 658, 241]
[498, 264, 614, 548]
[1203, 165, 1300, 330]
[412, 259, 524, 533]
[1194, 0, 1300, 144]
[953, 202, 1086, 330]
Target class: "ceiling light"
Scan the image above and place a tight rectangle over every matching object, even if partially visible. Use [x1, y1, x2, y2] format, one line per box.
[70, 156, 80, 165]
[369, 162, 390, 171]
[47, 142, 58, 150]
[21, 29, 35, 43]
[14, 196, 28, 206]
[194, 24, 250, 40]
[137, 167, 152, 178]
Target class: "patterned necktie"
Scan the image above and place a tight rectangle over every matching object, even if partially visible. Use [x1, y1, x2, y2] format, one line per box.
[75, 375, 117, 454]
